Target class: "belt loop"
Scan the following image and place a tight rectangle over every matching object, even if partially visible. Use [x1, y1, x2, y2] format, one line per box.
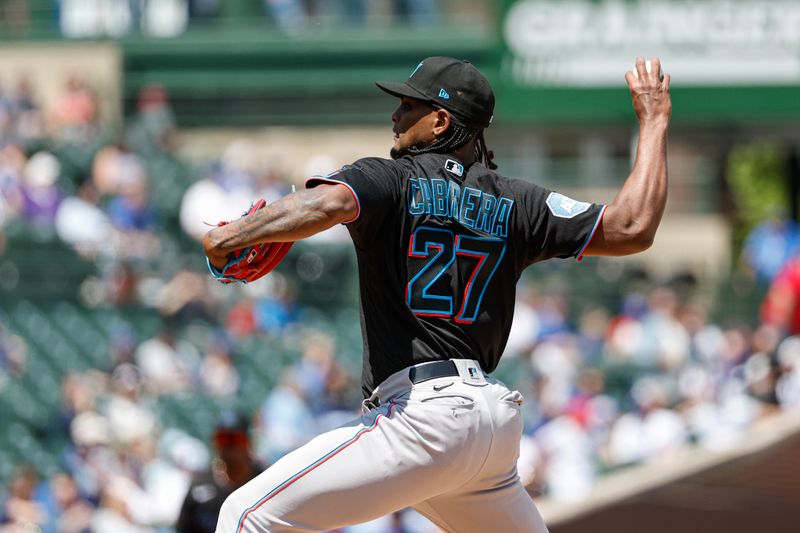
[361, 397, 378, 413]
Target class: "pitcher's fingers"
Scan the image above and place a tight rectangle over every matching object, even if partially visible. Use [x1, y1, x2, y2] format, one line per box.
[634, 57, 647, 80]
[625, 70, 639, 88]
[649, 57, 663, 81]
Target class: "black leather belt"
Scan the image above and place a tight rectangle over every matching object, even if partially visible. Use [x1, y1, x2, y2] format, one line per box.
[408, 360, 459, 384]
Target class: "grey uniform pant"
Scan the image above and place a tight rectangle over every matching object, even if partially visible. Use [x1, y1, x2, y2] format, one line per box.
[216, 359, 549, 533]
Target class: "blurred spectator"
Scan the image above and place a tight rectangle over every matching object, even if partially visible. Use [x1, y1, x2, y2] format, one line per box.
[157, 270, 216, 324]
[104, 261, 139, 306]
[105, 163, 157, 233]
[254, 280, 300, 333]
[0, 79, 42, 149]
[747, 325, 782, 403]
[53, 372, 102, 442]
[639, 287, 691, 370]
[0, 88, 14, 148]
[92, 144, 133, 197]
[108, 323, 137, 368]
[2, 149, 62, 230]
[530, 336, 580, 414]
[225, 297, 259, 338]
[0, 324, 27, 378]
[48, 76, 98, 139]
[90, 144, 161, 261]
[63, 409, 114, 499]
[576, 307, 609, 363]
[197, 332, 240, 398]
[742, 212, 800, 281]
[57, 368, 198, 528]
[613, 377, 687, 464]
[605, 287, 690, 369]
[0, 466, 47, 529]
[54, 187, 114, 259]
[34, 472, 94, 533]
[11, 77, 44, 145]
[125, 85, 176, 156]
[110, 434, 193, 528]
[104, 364, 157, 446]
[0, 145, 26, 232]
[776, 336, 800, 409]
[89, 481, 151, 533]
[176, 411, 264, 533]
[505, 287, 540, 357]
[92, 145, 157, 233]
[534, 415, 594, 502]
[17, 151, 63, 228]
[134, 327, 196, 396]
[291, 330, 353, 416]
[761, 257, 800, 335]
[257, 369, 316, 463]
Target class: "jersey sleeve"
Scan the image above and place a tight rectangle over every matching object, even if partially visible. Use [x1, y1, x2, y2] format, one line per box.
[519, 182, 606, 264]
[305, 157, 402, 246]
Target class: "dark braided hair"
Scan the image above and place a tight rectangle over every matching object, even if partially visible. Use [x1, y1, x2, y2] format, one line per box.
[475, 130, 497, 170]
[406, 106, 497, 170]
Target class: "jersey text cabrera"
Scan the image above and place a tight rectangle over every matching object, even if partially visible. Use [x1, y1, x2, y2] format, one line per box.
[407, 177, 514, 238]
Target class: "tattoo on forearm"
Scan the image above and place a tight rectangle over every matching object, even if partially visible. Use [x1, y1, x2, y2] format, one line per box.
[212, 188, 331, 252]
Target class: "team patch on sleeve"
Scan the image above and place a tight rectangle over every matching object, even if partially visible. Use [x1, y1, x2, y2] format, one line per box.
[546, 192, 591, 219]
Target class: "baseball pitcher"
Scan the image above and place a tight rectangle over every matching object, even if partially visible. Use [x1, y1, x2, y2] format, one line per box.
[204, 56, 671, 533]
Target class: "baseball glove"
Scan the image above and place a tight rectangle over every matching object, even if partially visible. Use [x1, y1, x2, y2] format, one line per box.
[206, 199, 294, 284]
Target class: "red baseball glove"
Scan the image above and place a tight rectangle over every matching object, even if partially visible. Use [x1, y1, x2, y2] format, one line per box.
[206, 199, 294, 284]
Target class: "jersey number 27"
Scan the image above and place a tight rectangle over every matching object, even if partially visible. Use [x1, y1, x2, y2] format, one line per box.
[406, 227, 506, 324]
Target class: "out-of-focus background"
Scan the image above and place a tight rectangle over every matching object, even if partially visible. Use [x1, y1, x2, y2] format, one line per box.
[1, 1, 799, 532]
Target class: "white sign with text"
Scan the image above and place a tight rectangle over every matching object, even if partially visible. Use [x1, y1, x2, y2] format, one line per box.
[503, 0, 800, 86]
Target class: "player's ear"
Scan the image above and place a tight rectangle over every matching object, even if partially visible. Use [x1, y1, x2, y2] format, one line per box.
[432, 108, 451, 137]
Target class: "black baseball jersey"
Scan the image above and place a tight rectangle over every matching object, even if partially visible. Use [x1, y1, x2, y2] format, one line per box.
[307, 153, 605, 398]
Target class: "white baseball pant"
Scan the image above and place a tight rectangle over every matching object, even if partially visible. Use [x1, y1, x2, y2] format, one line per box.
[216, 359, 549, 533]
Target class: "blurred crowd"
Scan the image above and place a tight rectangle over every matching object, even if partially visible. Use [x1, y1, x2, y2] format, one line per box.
[0, 0, 442, 39]
[4, 269, 800, 530]
[0, 73, 100, 247]
[0, 306, 438, 531]
[508, 279, 800, 502]
[0, 75, 186, 317]
[3, 72, 800, 533]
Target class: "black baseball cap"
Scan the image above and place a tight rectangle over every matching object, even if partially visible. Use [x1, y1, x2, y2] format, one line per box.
[375, 56, 495, 129]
